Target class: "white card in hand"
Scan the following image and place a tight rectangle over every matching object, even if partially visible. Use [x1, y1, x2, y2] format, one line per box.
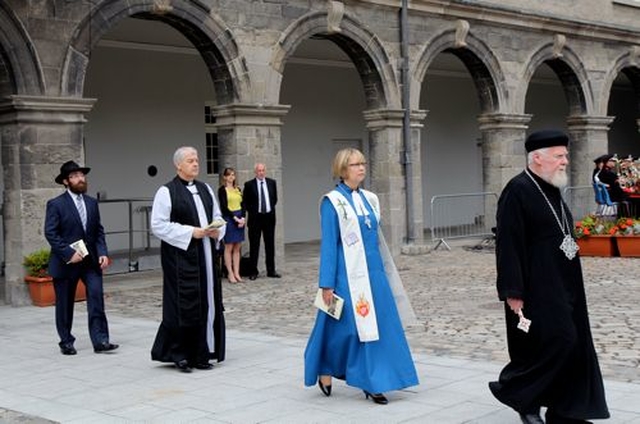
[517, 310, 531, 333]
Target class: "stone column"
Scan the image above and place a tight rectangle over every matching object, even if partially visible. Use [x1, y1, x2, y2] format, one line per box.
[477, 113, 532, 231]
[213, 103, 290, 273]
[478, 113, 532, 195]
[363, 108, 428, 256]
[566, 115, 614, 220]
[0, 95, 95, 305]
[566, 115, 614, 186]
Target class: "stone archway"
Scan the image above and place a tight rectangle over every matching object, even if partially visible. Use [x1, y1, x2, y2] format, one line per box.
[272, 11, 399, 110]
[0, 4, 48, 304]
[0, 4, 45, 97]
[61, 0, 249, 104]
[271, 9, 414, 252]
[600, 55, 640, 159]
[519, 43, 603, 191]
[413, 26, 507, 233]
[517, 44, 593, 117]
[413, 27, 506, 113]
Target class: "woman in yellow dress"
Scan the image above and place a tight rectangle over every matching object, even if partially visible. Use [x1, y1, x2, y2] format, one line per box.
[218, 168, 246, 283]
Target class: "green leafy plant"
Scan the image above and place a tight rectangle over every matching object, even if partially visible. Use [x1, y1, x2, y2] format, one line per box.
[613, 217, 640, 236]
[23, 248, 51, 278]
[574, 215, 616, 239]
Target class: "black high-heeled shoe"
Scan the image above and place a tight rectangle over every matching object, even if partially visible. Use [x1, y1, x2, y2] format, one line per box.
[318, 379, 332, 397]
[363, 390, 388, 405]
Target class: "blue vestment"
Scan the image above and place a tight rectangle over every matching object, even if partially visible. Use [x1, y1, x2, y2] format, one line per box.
[304, 184, 419, 393]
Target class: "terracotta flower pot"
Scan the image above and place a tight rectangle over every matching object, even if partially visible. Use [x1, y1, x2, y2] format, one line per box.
[24, 276, 87, 307]
[616, 236, 640, 257]
[577, 235, 617, 257]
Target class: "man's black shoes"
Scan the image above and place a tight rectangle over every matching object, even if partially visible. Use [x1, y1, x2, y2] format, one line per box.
[60, 344, 77, 355]
[519, 413, 544, 424]
[267, 272, 281, 278]
[94, 342, 119, 353]
[192, 362, 214, 370]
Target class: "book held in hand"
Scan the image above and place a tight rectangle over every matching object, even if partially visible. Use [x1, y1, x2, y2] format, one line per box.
[70, 239, 89, 258]
[314, 288, 344, 320]
[206, 218, 226, 230]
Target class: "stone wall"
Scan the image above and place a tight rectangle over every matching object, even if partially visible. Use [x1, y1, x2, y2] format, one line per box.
[0, 0, 639, 303]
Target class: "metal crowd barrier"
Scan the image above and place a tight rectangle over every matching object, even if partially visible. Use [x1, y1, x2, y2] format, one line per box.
[430, 192, 498, 250]
[98, 198, 154, 271]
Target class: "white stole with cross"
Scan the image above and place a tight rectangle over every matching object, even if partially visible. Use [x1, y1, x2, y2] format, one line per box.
[326, 190, 379, 342]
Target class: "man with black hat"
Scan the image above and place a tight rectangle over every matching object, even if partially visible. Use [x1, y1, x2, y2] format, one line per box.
[488, 130, 609, 423]
[45, 161, 118, 355]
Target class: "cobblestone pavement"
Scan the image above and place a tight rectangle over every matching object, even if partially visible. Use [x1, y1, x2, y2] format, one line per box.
[104, 241, 640, 384]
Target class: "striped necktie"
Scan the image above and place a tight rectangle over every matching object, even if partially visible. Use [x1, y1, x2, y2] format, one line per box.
[76, 194, 87, 230]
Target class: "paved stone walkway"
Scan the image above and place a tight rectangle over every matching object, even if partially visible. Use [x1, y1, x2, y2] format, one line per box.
[2, 240, 639, 423]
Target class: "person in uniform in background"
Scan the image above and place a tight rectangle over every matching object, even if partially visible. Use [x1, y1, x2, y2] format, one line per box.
[150, 146, 226, 372]
[489, 130, 609, 424]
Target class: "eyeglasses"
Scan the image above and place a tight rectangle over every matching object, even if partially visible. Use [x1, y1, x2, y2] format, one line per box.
[348, 162, 367, 168]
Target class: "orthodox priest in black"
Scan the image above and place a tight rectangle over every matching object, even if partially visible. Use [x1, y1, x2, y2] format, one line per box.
[150, 146, 226, 373]
[489, 130, 609, 424]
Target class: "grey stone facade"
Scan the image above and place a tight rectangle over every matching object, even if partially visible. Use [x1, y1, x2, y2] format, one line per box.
[1, 0, 639, 304]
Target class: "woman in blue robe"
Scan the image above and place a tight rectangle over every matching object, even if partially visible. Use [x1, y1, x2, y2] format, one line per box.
[304, 148, 419, 404]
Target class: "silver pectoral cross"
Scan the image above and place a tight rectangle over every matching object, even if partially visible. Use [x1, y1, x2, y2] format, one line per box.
[560, 235, 579, 260]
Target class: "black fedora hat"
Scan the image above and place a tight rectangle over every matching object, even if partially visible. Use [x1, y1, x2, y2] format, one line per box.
[55, 161, 91, 185]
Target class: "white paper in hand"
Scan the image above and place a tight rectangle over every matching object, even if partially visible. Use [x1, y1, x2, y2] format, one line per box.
[517, 309, 531, 333]
[314, 289, 344, 320]
[206, 218, 226, 230]
[70, 239, 89, 258]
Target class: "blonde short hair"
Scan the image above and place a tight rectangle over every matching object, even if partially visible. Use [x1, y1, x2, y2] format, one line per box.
[332, 148, 366, 180]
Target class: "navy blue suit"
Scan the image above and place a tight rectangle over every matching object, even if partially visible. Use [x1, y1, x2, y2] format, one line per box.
[44, 191, 111, 349]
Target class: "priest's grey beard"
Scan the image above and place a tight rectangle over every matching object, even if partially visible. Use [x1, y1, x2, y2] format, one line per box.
[548, 169, 568, 188]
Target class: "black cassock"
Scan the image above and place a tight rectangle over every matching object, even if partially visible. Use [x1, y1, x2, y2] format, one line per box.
[489, 170, 609, 420]
[151, 177, 226, 365]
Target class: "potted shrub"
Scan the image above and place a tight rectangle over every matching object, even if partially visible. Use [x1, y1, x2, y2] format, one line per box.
[23, 248, 86, 307]
[574, 215, 617, 257]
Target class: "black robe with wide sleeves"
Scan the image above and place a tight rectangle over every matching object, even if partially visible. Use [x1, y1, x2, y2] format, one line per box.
[151, 177, 225, 365]
[489, 170, 609, 420]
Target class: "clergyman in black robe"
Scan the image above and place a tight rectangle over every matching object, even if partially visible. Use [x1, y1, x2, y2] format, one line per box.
[150, 146, 226, 372]
[489, 130, 609, 423]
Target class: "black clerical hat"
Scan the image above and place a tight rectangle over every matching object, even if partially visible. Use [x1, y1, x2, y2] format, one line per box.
[55, 160, 91, 184]
[525, 130, 569, 153]
[593, 154, 613, 164]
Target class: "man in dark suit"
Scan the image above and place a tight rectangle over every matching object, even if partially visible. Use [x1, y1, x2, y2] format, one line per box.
[44, 161, 118, 355]
[243, 163, 281, 280]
